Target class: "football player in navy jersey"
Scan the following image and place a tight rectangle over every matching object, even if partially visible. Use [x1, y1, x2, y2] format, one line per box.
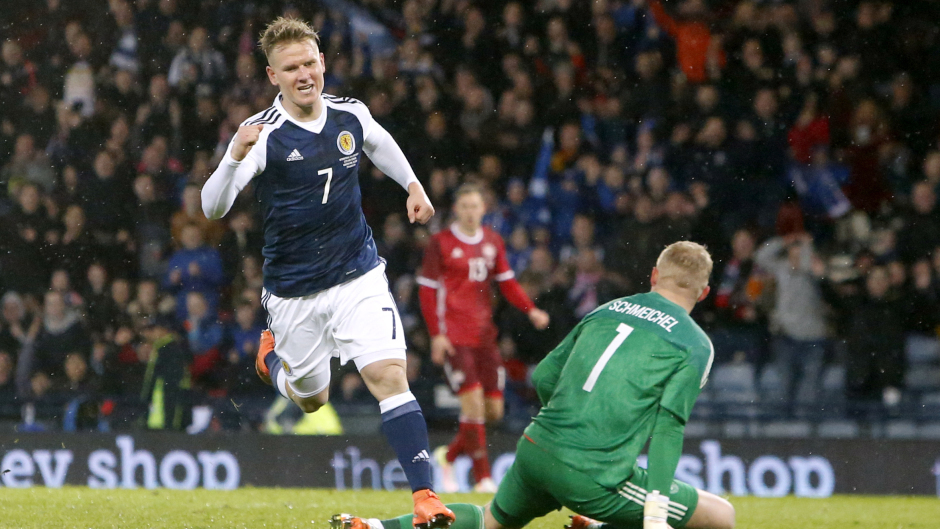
[202, 17, 453, 528]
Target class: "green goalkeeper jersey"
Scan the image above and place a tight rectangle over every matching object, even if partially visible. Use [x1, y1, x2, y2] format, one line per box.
[525, 291, 714, 489]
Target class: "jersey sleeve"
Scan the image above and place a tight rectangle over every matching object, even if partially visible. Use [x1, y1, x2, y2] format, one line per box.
[417, 236, 444, 336]
[201, 133, 266, 220]
[646, 405, 686, 495]
[659, 363, 704, 424]
[532, 321, 583, 405]
[347, 99, 419, 191]
[417, 236, 443, 287]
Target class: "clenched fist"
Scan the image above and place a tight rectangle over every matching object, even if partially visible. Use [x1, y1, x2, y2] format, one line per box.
[406, 182, 435, 224]
[231, 124, 265, 161]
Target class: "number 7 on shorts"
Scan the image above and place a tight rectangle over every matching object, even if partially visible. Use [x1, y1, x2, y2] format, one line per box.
[382, 307, 397, 339]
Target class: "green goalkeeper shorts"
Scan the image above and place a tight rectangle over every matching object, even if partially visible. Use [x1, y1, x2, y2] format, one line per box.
[491, 437, 698, 529]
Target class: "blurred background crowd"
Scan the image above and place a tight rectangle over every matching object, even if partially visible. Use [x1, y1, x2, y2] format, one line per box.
[2, 0, 940, 435]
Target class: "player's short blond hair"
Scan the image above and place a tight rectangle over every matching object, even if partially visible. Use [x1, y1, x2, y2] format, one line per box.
[259, 17, 320, 62]
[655, 241, 713, 294]
[453, 182, 484, 201]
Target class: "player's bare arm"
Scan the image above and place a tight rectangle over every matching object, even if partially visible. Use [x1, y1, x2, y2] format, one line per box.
[430, 334, 456, 366]
[527, 308, 550, 329]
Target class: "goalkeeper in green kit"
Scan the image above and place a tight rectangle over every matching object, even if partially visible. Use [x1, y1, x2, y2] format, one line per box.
[333, 241, 735, 529]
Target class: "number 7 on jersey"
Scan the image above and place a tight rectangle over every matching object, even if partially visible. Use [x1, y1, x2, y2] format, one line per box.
[318, 168, 333, 204]
[583, 323, 634, 392]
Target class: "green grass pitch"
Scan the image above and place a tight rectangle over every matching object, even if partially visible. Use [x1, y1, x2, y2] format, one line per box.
[0, 488, 935, 528]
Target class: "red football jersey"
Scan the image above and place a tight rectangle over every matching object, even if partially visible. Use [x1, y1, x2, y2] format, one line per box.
[418, 224, 531, 346]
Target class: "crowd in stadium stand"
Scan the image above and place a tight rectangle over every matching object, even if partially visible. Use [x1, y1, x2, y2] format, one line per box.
[1, 0, 940, 432]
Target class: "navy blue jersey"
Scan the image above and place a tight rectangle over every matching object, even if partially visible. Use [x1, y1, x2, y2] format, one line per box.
[230, 94, 383, 298]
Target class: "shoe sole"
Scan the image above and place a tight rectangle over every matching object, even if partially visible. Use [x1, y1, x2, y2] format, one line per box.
[255, 353, 272, 385]
[331, 515, 366, 529]
[415, 514, 454, 529]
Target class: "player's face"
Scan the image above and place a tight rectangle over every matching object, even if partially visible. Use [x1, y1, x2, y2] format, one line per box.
[266, 40, 325, 112]
[454, 192, 485, 231]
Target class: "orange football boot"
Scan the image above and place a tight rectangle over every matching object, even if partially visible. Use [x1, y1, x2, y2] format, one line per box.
[412, 489, 454, 529]
[255, 329, 276, 385]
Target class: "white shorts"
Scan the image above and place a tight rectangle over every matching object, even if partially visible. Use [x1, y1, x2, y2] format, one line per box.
[261, 262, 406, 398]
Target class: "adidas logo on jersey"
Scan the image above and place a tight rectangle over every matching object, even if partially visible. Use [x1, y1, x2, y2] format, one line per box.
[412, 450, 430, 463]
[286, 149, 304, 161]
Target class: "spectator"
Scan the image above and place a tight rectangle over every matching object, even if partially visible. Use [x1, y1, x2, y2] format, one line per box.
[16, 86, 57, 148]
[32, 290, 90, 380]
[164, 223, 223, 321]
[79, 151, 133, 240]
[108, 0, 139, 74]
[109, 278, 133, 330]
[82, 263, 112, 337]
[711, 229, 768, 365]
[505, 226, 533, 276]
[218, 209, 262, 284]
[843, 267, 905, 407]
[49, 268, 83, 309]
[0, 350, 17, 418]
[377, 213, 414, 284]
[648, 0, 723, 84]
[225, 298, 263, 365]
[170, 184, 224, 248]
[0, 39, 37, 109]
[167, 26, 227, 93]
[605, 194, 671, 290]
[55, 205, 99, 287]
[904, 259, 940, 337]
[1, 134, 56, 193]
[496, 179, 546, 237]
[567, 248, 623, 319]
[842, 99, 892, 213]
[55, 352, 100, 431]
[135, 74, 179, 147]
[755, 233, 828, 411]
[2, 183, 55, 294]
[897, 181, 940, 264]
[0, 292, 36, 370]
[230, 254, 264, 305]
[787, 146, 851, 223]
[132, 173, 172, 279]
[26, 370, 55, 422]
[62, 32, 95, 117]
[788, 94, 830, 164]
[139, 316, 191, 430]
[184, 291, 222, 389]
[127, 279, 162, 330]
[559, 214, 603, 266]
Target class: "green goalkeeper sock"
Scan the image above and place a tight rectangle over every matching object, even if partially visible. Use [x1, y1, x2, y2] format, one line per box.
[380, 503, 484, 529]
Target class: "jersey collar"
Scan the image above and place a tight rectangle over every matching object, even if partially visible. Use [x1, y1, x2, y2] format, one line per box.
[450, 223, 483, 245]
[274, 93, 328, 133]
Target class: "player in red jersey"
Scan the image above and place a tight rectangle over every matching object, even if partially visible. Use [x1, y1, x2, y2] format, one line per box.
[417, 183, 550, 492]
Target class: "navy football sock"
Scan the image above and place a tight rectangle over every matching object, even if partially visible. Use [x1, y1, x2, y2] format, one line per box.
[264, 349, 280, 374]
[379, 392, 433, 492]
[266, 354, 286, 398]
